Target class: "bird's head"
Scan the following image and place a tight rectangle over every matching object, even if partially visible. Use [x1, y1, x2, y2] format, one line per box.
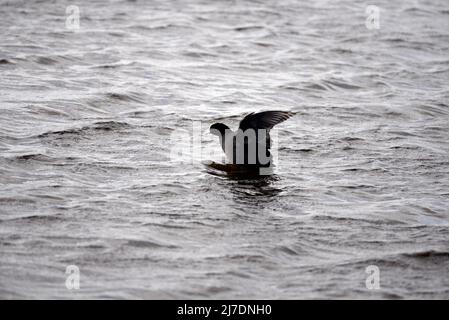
[209, 123, 229, 136]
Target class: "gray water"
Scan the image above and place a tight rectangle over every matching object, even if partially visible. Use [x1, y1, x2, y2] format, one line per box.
[1, 0, 449, 299]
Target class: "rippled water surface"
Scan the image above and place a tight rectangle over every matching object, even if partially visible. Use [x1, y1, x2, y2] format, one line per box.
[1, 0, 449, 299]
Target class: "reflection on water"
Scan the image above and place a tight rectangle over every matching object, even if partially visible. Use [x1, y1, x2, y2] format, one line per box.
[226, 174, 282, 206]
[204, 161, 282, 204]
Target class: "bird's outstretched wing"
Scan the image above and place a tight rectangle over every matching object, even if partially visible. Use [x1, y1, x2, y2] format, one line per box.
[238, 111, 295, 131]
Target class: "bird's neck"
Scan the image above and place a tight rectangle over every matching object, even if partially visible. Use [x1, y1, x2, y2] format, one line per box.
[219, 133, 227, 153]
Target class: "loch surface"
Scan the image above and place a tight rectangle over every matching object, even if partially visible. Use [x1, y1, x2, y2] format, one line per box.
[1, 0, 449, 298]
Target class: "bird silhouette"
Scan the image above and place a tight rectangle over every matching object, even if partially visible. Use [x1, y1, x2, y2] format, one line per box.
[209, 111, 294, 173]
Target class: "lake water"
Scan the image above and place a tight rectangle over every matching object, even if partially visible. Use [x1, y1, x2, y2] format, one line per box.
[1, 0, 449, 299]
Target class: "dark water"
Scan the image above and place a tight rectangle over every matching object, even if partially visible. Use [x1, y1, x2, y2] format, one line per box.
[1, 0, 449, 299]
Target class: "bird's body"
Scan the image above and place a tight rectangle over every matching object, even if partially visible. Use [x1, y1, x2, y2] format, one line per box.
[209, 111, 294, 171]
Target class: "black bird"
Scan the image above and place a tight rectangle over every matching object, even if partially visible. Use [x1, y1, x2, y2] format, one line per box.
[209, 111, 294, 171]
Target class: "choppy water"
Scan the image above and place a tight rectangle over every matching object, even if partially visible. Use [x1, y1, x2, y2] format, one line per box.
[1, 0, 449, 299]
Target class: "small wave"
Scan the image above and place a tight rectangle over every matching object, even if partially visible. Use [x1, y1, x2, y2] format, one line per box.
[335, 184, 376, 190]
[3, 214, 63, 223]
[182, 51, 217, 58]
[91, 121, 131, 131]
[0, 196, 36, 205]
[345, 257, 410, 269]
[13, 153, 53, 162]
[311, 214, 405, 226]
[274, 245, 305, 256]
[35, 56, 58, 65]
[387, 130, 418, 137]
[417, 104, 449, 117]
[141, 222, 189, 229]
[332, 48, 353, 54]
[211, 253, 267, 263]
[106, 92, 144, 103]
[304, 83, 329, 91]
[322, 79, 363, 90]
[108, 31, 126, 37]
[403, 7, 434, 15]
[0, 58, 13, 65]
[206, 286, 232, 294]
[234, 25, 265, 32]
[346, 249, 449, 270]
[253, 42, 274, 47]
[384, 37, 407, 43]
[38, 121, 131, 139]
[92, 60, 135, 69]
[303, 79, 363, 91]
[402, 250, 449, 259]
[27, 104, 72, 118]
[130, 23, 191, 31]
[340, 136, 364, 142]
[278, 84, 303, 91]
[38, 128, 82, 138]
[126, 239, 178, 249]
[279, 146, 314, 153]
